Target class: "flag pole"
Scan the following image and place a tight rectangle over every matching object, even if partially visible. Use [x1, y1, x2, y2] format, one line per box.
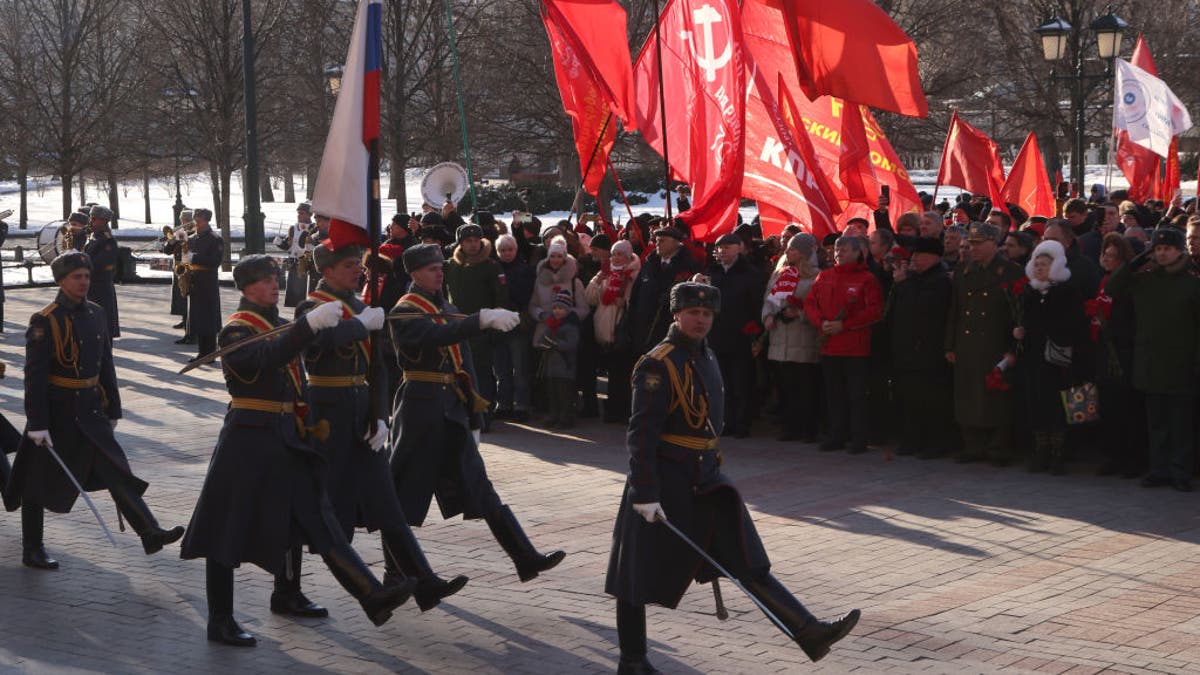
[1104, 129, 1116, 193]
[444, 0, 477, 213]
[609, 160, 637, 225]
[651, 0, 673, 222]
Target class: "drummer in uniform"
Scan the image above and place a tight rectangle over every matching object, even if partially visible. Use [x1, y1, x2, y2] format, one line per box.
[605, 282, 860, 673]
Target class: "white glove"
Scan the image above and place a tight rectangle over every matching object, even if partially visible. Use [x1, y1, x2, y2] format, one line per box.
[353, 306, 386, 331]
[632, 502, 667, 524]
[479, 308, 520, 332]
[364, 419, 388, 452]
[110, 419, 119, 430]
[26, 430, 52, 447]
[472, 429, 481, 446]
[305, 301, 344, 331]
[182, 253, 194, 264]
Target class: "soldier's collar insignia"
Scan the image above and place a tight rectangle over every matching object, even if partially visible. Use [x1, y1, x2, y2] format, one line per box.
[644, 373, 662, 391]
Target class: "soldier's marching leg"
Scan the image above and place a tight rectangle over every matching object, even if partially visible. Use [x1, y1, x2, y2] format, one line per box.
[270, 546, 328, 618]
[484, 505, 566, 582]
[320, 539, 416, 626]
[21, 503, 57, 570]
[616, 600, 658, 675]
[381, 526, 469, 612]
[95, 459, 184, 554]
[206, 560, 256, 647]
[740, 573, 860, 663]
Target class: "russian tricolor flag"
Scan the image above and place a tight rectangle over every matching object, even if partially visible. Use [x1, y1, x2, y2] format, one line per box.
[312, 0, 383, 249]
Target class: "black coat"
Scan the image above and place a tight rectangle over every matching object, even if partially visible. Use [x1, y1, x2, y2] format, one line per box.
[606, 326, 769, 608]
[1019, 282, 1091, 429]
[84, 227, 120, 337]
[179, 300, 334, 574]
[388, 286, 502, 525]
[161, 236, 188, 316]
[626, 247, 699, 355]
[890, 263, 953, 372]
[7, 293, 146, 513]
[296, 282, 403, 537]
[0, 412, 20, 511]
[186, 228, 224, 336]
[706, 255, 764, 355]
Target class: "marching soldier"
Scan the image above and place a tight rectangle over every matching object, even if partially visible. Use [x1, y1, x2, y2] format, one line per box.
[274, 202, 315, 307]
[6, 252, 185, 570]
[387, 243, 566, 582]
[293, 240, 468, 613]
[606, 283, 860, 673]
[180, 255, 416, 647]
[184, 208, 223, 362]
[84, 205, 120, 338]
[163, 210, 195, 342]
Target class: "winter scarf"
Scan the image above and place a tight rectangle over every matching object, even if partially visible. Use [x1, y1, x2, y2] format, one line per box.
[601, 260, 635, 306]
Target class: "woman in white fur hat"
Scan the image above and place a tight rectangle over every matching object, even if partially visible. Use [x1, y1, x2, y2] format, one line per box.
[1012, 240, 1092, 475]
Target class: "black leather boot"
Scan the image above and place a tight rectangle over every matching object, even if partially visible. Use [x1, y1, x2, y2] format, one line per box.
[382, 528, 469, 612]
[107, 479, 185, 554]
[322, 540, 415, 627]
[742, 573, 860, 663]
[21, 504, 58, 570]
[206, 561, 256, 647]
[270, 546, 329, 618]
[616, 601, 660, 674]
[485, 505, 566, 582]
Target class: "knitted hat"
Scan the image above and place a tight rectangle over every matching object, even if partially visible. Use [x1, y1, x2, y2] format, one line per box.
[787, 233, 817, 255]
[552, 288, 574, 309]
[547, 235, 568, 257]
[589, 233, 612, 251]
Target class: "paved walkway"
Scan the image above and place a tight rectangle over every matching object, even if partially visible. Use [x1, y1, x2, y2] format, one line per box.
[0, 284, 1198, 674]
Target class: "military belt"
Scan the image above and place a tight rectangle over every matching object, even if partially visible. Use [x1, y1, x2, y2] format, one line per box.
[101, 265, 115, 272]
[189, 264, 214, 271]
[47, 375, 100, 389]
[402, 371, 457, 385]
[661, 434, 719, 451]
[308, 374, 368, 388]
[230, 398, 294, 414]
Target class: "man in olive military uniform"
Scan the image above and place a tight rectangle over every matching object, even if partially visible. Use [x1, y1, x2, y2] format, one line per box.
[606, 282, 859, 674]
[180, 255, 415, 647]
[184, 208, 223, 361]
[445, 223, 510, 431]
[944, 222, 1024, 464]
[162, 209, 194, 335]
[83, 205, 120, 338]
[7, 252, 185, 570]
[388, 243, 565, 582]
[293, 240, 468, 613]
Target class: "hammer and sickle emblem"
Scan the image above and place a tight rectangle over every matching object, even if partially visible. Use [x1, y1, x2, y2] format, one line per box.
[681, 4, 731, 83]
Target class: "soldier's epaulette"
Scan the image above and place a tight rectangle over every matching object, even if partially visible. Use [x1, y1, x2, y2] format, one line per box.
[37, 302, 58, 317]
[645, 343, 675, 361]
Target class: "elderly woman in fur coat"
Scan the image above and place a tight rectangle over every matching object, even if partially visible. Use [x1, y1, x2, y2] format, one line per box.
[1013, 240, 1091, 474]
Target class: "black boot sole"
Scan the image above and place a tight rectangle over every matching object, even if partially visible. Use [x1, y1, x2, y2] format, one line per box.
[142, 526, 186, 555]
[516, 550, 566, 582]
[414, 575, 469, 612]
[363, 578, 417, 626]
[802, 609, 861, 663]
[207, 624, 257, 647]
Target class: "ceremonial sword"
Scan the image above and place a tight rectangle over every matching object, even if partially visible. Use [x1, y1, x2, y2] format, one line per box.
[656, 515, 794, 640]
[177, 312, 468, 374]
[39, 440, 118, 548]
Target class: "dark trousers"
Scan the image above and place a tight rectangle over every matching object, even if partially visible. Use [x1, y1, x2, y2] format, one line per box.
[1144, 393, 1194, 482]
[895, 368, 952, 453]
[1099, 378, 1146, 475]
[605, 347, 634, 421]
[775, 361, 820, 438]
[717, 348, 754, 434]
[197, 334, 216, 358]
[821, 355, 869, 447]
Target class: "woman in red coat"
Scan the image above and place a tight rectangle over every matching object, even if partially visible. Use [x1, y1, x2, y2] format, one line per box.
[804, 236, 884, 453]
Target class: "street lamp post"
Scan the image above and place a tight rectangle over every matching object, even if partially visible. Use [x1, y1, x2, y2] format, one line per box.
[1035, 9, 1128, 195]
[242, 0, 264, 255]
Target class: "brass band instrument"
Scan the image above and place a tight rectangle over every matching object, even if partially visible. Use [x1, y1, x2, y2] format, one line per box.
[167, 223, 194, 297]
[36, 221, 84, 264]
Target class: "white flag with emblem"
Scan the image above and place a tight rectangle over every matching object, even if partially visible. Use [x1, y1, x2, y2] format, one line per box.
[1113, 58, 1192, 158]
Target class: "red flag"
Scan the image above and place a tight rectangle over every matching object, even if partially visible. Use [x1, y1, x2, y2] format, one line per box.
[936, 111, 1007, 213]
[1159, 137, 1181, 202]
[1116, 35, 1161, 202]
[753, 0, 926, 118]
[757, 202, 795, 238]
[634, 0, 746, 241]
[542, 0, 636, 196]
[740, 66, 839, 239]
[859, 107, 922, 221]
[838, 102, 876, 209]
[1001, 132, 1055, 219]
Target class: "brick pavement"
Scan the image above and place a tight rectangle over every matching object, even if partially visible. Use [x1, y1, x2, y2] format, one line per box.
[0, 284, 1198, 674]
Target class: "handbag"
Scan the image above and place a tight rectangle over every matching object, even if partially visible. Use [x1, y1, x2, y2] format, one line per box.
[1060, 382, 1099, 425]
[1044, 339, 1073, 368]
